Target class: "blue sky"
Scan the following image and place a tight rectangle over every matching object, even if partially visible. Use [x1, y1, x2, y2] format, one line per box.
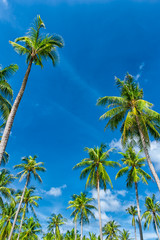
[1, 0, 160, 239]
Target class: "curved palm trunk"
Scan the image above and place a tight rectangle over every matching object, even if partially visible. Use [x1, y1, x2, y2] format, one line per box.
[81, 216, 83, 240]
[17, 203, 27, 240]
[0, 59, 33, 164]
[134, 223, 137, 240]
[136, 116, 160, 191]
[135, 182, 143, 240]
[153, 213, 160, 240]
[75, 219, 77, 240]
[97, 178, 103, 240]
[8, 174, 30, 240]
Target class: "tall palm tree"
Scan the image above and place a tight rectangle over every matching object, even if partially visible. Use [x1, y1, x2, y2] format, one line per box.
[102, 220, 120, 239]
[97, 73, 160, 191]
[126, 206, 138, 240]
[20, 217, 41, 239]
[142, 194, 160, 240]
[0, 64, 18, 122]
[0, 15, 64, 164]
[67, 194, 80, 240]
[119, 230, 131, 240]
[0, 200, 17, 240]
[16, 186, 42, 240]
[115, 146, 151, 240]
[73, 144, 119, 240]
[8, 155, 46, 240]
[48, 213, 67, 239]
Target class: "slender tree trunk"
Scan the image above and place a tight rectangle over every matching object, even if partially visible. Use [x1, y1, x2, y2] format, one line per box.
[153, 214, 160, 240]
[17, 203, 26, 240]
[75, 219, 77, 240]
[8, 174, 30, 240]
[134, 224, 137, 240]
[135, 182, 143, 240]
[97, 178, 103, 240]
[81, 216, 83, 240]
[0, 59, 33, 164]
[136, 116, 160, 191]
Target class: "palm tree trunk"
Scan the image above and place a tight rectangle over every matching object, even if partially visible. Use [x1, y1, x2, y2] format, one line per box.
[81, 216, 83, 240]
[75, 219, 77, 240]
[17, 203, 27, 240]
[8, 174, 30, 240]
[134, 224, 137, 240]
[97, 178, 103, 240]
[136, 116, 160, 191]
[0, 59, 33, 164]
[153, 214, 160, 240]
[135, 182, 143, 240]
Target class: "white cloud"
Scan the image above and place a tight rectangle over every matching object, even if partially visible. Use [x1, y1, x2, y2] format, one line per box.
[110, 138, 122, 151]
[2, 0, 8, 6]
[45, 184, 67, 197]
[139, 62, 145, 70]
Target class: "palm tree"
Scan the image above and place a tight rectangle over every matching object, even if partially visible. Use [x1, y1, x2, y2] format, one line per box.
[8, 155, 46, 240]
[16, 186, 42, 240]
[115, 146, 151, 240]
[102, 220, 120, 239]
[0, 200, 17, 240]
[65, 228, 81, 240]
[73, 144, 119, 240]
[43, 232, 54, 240]
[126, 206, 138, 240]
[48, 213, 67, 239]
[0, 15, 64, 164]
[0, 64, 18, 122]
[119, 230, 131, 240]
[142, 194, 160, 239]
[97, 73, 160, 191]
[20, 217, 41, 239]
[67, 194, 80, 240]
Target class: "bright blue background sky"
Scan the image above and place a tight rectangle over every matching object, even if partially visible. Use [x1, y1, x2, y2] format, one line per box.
[1, 0, 160, 239]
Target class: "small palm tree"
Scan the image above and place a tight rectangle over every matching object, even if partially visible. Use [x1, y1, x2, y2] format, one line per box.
[16, 186, 42, 240]
[97, 74, 160, 191]
[119, 229, 132, 240]
[8, 155, 46, 240]
[0, 15, 64, 163]
[65, 228, 80, 240]
[48, 213, 67, 240]
[73, 144, 119, 240]
[43, 232, 54, 240]
[20, 217, 42, 239]
[116, 146, 151, 240]
[126, 206, 138, 240]
[142, 194, 160, 240]
[102, 220, 120, 239]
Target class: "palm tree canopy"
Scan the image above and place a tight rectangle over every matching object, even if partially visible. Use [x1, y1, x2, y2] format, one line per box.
[9, 15, 64, 67]
[14, 155, 46, 183]
[102, 220, 120, 239]
[0, 64, 18, 121]
[48, 213, 67, 234]
[73, 144, 120, 190]
[126, 205, 138, 227]
[115, 146, 151, 188]
[97, 74, 160, 148]
[20, 217, 42, 239]
[142, 194, 160, 230]
[119, 229, 132, 240]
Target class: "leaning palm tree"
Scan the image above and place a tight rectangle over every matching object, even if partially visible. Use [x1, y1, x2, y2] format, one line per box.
[102, 220, 120, 240]
[48, 213, 67, 240]
[8, 155, 46, 240]
[142, 194, 160, 240]
[126, 206, 138, 240]
[0, 15, 64, 164]
[16, 186, 42, 240]
[119, 229, 132, 240]
[97, 74, 160, 191]
[115, 146, 151, 240]
[20, 217, 42, 239]
[73, 144, 119, 240]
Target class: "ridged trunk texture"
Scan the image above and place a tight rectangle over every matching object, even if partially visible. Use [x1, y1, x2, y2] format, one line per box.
[0, 59, 33, 164]
[134, 223, 137, 240]
[135, 182, 143, 240]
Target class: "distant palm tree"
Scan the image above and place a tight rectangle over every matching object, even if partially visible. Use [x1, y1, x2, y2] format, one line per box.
[97, 74, 160, 191]
[126, 206, 138, 240]
[48, 213, 67, 240]
[142, 194, 160, 240]
[119, 229, 132, 240]
[20, 217, 41, 239]
[65, 228, 80, 240]
[102, 220, 120, 239]
[8, 155, 45, 240]
[0, 15, 64, 164]
[116, 146, 151, 240]
[73, 144, 119, 240]
[16, 186, 42, 240]
[43, 232, 54, 240]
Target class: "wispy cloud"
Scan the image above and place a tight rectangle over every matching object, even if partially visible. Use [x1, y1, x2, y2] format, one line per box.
[135, 62, 145, 81]
[43, 184, 67, 197]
